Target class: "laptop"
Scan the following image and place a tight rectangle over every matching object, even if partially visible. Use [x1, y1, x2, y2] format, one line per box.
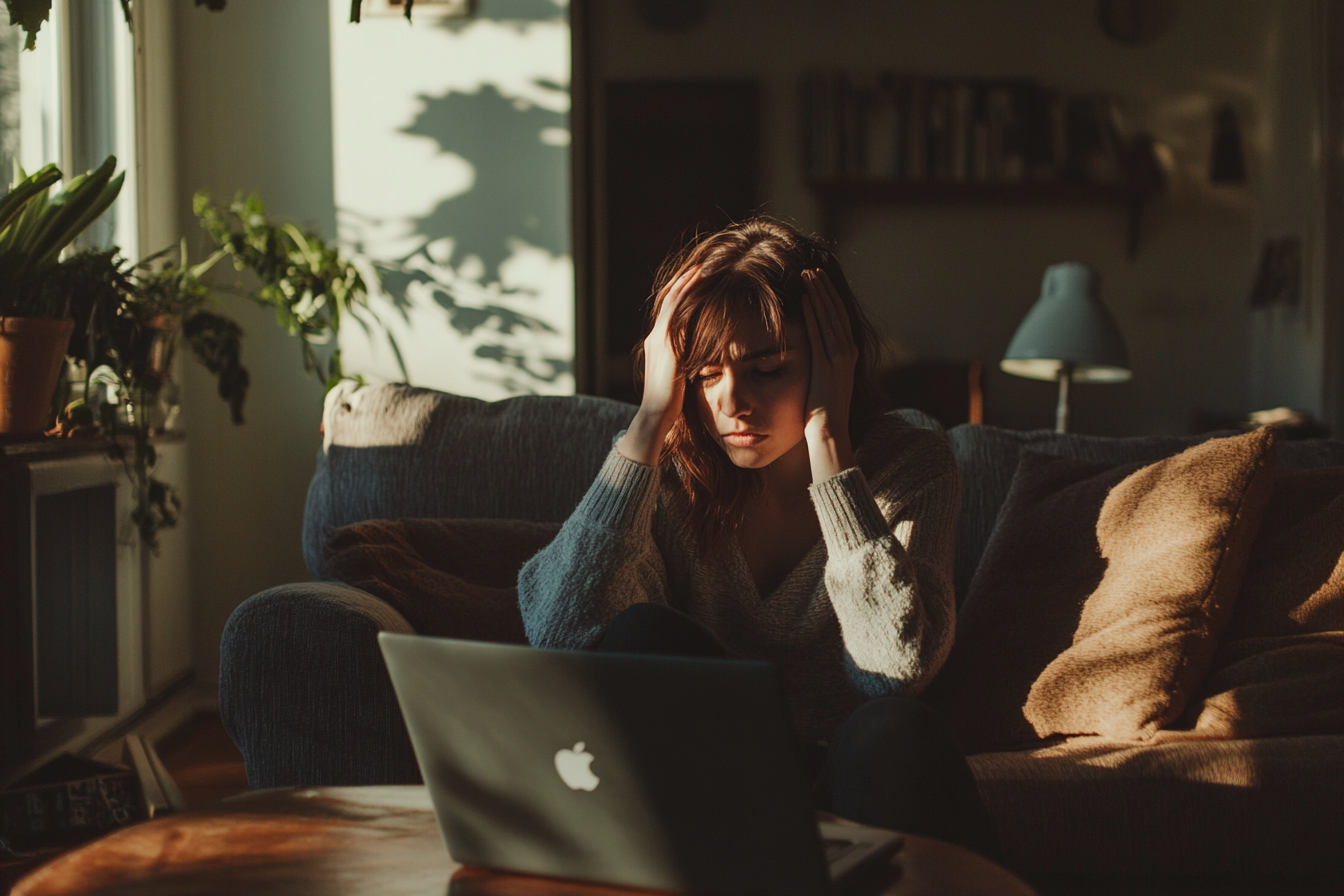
[378, 633, 904, 896]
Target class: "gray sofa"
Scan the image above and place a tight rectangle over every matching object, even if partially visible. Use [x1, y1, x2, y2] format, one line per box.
[221, 382, 1344, 895]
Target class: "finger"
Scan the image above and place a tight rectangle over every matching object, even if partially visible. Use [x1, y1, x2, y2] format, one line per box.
[815, 268, 854, 352]
[655, 266, 700, 327]
[805, 271, 837, 361]
[656, 268, 694, 313]
[802, 280, 825, 371]
[663, 264, 697, 296]
[814, 269, 843, 331]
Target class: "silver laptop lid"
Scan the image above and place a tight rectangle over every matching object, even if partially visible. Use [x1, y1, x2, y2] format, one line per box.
[379, 633, 833, 896]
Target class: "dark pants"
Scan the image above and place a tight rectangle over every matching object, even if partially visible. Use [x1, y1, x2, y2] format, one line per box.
[596, 602, 997, 858]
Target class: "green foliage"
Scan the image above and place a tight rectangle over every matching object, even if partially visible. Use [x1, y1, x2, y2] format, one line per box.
[6, 0, 131, 48]
[4, 0, 49, 50]
[0, 157, 125, 317]
[194, 190, 379, 391]
[52, 242, 250, 551]
[182, 310, 248, 424]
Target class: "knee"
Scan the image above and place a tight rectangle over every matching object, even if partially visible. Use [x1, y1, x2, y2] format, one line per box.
[604, 603, 682, 643]
[597, 603, 728, 658]
[610, 602, 679, 629]
[837, 696, 951, 747]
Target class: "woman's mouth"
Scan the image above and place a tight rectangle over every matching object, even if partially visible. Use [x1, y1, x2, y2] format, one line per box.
[723, 431, 767, 448]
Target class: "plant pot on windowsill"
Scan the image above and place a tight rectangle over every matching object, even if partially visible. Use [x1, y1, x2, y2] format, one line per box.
[0, 156, 125, 436]
[0, 316, 73, 434]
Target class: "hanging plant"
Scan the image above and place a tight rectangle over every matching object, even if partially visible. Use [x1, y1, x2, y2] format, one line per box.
[6, 0, 426, 51]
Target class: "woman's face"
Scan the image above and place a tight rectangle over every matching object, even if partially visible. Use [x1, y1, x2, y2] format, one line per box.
[693, 313, 811, 469]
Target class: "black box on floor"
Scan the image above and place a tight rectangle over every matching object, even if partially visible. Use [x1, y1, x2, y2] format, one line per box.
[0, 754, 146, 850]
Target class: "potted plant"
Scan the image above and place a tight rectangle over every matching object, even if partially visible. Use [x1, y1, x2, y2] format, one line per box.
[194, 190, 402, 390]
[0, 156, 123, 434]
[50, 241, 250, 549]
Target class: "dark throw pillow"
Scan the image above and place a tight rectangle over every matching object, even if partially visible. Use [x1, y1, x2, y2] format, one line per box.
[323, 518, 562, 644]
[929, 451, 1143, 753]
[1181, 466, 1344, 738]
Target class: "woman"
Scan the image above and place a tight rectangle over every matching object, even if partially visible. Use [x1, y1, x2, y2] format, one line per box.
[519, 218, 993, 854]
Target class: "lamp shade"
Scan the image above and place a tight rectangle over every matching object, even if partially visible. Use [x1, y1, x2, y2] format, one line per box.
[1001, 262, 1131, 383]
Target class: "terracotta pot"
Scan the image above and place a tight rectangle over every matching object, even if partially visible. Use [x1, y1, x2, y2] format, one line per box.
[0, 317, 74, 435]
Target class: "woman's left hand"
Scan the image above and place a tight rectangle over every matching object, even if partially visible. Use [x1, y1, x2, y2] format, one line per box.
[802, 268, 857, 481]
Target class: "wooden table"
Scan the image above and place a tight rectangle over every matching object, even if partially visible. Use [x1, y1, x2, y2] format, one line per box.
[12, 786, 1035, 896]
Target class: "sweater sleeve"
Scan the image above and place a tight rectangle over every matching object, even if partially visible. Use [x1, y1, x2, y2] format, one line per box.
[808, 432, 959, 699]
[518, 444, 670, 649]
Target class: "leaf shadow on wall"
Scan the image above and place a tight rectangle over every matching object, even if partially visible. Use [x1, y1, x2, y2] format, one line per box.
[359, 0, 573, 394]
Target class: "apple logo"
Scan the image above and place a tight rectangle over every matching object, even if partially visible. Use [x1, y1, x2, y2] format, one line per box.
[554, 741, 600, 791]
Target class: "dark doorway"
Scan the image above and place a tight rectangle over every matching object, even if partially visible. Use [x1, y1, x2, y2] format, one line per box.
[603, 80, 760, 403]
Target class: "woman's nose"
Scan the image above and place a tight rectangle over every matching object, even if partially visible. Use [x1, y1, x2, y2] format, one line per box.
[716, 371, 752, 418]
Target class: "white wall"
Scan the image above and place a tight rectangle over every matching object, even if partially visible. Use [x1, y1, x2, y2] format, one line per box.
[330, 0, 574, 398]
[172, 0, 334, 684]
[590, 0, 1322, 436]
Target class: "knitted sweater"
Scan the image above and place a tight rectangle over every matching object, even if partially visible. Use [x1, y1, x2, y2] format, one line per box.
[517, 414, 960, 741]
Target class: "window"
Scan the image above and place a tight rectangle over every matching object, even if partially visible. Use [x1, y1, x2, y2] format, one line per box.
[4, 0, 138, 258]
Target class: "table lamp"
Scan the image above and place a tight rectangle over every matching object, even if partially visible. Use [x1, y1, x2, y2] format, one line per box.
[1001, 262, 1131, 432]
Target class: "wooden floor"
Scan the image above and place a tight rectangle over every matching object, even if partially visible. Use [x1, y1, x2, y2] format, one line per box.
[155, 711, 249, 808]
[1, 712, 248, 893]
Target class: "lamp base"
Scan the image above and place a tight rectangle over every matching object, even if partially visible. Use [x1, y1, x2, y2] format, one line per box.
[1055, 362, 1073, 433]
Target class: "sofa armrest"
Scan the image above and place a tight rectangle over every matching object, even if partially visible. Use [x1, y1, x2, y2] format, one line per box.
[219, 583, 421, 789]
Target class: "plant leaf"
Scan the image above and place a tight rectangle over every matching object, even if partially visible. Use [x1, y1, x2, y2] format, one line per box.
[6, 0, 52, 50]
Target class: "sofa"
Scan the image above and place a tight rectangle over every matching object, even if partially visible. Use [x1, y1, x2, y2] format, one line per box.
[220, 382, 1344, 895]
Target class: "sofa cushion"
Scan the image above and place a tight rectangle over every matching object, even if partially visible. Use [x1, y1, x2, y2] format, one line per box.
[969, 734, 1344, 891]
[305, 383, 636, 580]
[323, 517, 561, 643]
[946, 425, 1344, 605]
[945, 425, 1226, 604]
[1024, 429, 1277, 740]
[1182, 466, 1344, 738]
[929, 450, 1144, 753]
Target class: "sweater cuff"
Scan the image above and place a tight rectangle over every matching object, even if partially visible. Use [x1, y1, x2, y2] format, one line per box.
[809, 467, 890, 552]
[572, 445, 661, 531]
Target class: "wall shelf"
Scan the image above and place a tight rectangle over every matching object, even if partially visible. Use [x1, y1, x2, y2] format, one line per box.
[809, 178, 1149, 258]
[810, 179, 1133, 206]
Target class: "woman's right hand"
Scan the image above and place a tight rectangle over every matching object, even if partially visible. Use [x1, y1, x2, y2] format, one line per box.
[617, 265, 701, 466]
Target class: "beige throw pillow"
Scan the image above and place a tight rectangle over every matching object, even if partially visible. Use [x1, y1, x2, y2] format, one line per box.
[1024, 428, 1278, 741]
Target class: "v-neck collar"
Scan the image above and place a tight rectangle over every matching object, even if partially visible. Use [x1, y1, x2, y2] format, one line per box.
[729, 532, 827, 603]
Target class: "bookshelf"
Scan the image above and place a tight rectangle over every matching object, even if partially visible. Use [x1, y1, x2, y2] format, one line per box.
[802, 72, 1157, 257]
[809, 178, 1146, 257]
[810, 179, 1133, 206]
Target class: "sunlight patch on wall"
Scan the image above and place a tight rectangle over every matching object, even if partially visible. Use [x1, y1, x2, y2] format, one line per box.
[329, 0, 573, 398]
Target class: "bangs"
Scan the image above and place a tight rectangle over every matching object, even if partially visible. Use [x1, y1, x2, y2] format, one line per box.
[671, 267, 792, 376]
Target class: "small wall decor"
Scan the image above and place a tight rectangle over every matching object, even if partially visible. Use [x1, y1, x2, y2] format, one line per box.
[1210, 104, 1247, 184]
[1249, 237, 1303, 308]
[349, 0, 476, 23]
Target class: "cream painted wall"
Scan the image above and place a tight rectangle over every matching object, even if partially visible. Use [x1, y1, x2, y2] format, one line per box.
[171, 0, 333, 684]
[329, 0, 574, 398]
[590, 0, 1319, 436]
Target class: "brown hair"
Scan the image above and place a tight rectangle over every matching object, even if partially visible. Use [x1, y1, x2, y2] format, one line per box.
[634, 217, 882, 547]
